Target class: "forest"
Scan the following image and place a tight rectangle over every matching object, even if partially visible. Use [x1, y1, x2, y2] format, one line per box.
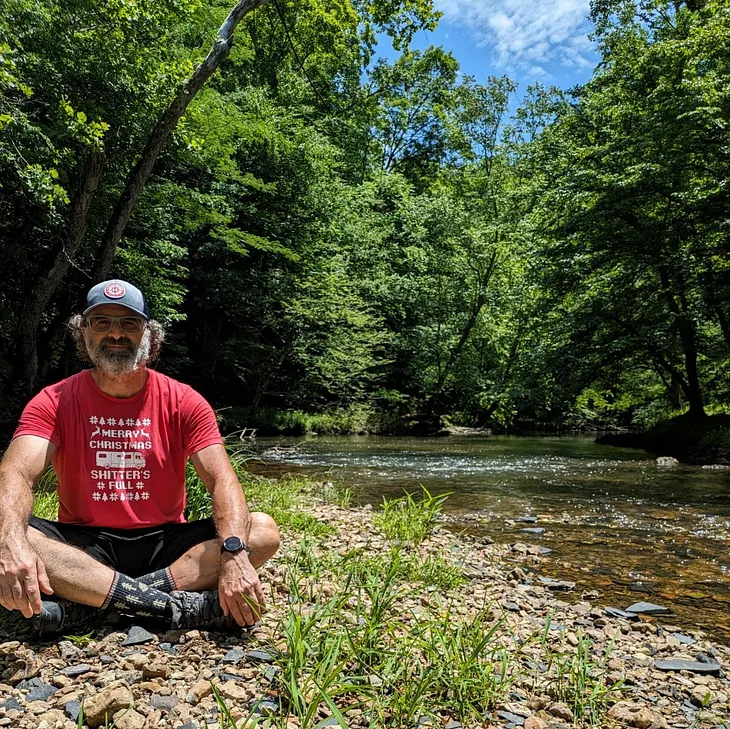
[1, 0, 729, 443]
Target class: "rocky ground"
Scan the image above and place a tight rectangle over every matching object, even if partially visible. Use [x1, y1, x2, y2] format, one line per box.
[1, 501, 729, 729]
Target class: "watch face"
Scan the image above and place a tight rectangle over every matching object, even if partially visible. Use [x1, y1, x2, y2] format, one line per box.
[223, 536, 244, 552]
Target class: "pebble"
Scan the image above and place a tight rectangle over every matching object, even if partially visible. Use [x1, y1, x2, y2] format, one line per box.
[150, 694, 179, 711]
[26, 683, 58, 701]
[220, 649, 245, 664]
[65, 700, 82, 722]
[244, 649, 276, 664]
[496, 710, 525, 725]
[671, 632, 697, 645]
[61, 663, 93, 677]
[121, 625, 156, 646]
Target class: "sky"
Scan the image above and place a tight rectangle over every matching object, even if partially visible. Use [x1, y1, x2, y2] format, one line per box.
[414, 0, 600, 92]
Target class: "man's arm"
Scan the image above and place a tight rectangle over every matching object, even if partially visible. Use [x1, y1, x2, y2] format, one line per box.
[190, 443, 265, 626]
[0, 435, 55, 617]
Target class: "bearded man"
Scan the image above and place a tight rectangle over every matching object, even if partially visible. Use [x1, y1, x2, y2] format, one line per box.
[0, 280, 279, 634]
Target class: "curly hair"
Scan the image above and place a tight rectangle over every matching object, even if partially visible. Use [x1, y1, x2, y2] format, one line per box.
[67, 314, 166, 364]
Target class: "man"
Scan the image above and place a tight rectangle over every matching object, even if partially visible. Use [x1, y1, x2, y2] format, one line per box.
[0, 280, 279, 634]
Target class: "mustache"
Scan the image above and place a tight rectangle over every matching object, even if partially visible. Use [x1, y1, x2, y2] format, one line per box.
[100, 337, 134, 350]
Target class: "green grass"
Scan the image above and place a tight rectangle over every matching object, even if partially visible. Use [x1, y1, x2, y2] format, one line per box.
[372, 486, 449, 544]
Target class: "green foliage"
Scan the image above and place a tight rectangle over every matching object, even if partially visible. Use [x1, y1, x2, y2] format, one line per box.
[3, 0, 730, 442]
[545, 630, 623, 725]
[373, 486, 449, 544]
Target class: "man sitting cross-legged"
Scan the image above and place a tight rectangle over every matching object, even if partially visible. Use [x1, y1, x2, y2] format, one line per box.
[0, 279, 280, 634]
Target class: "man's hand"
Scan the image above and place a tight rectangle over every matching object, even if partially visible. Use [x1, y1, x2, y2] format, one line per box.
[218, 552, 265, 627]
[0, 533, 52, 618]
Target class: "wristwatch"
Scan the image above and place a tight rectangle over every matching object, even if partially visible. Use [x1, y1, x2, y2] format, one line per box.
[220, 536, 249, 555]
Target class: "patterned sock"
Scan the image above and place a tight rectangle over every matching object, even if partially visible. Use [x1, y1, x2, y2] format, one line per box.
[101, 573, 171, 619]
[136, 567, 176, 593]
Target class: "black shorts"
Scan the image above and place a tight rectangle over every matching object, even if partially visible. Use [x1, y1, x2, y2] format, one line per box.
[28, 517, 217, 578]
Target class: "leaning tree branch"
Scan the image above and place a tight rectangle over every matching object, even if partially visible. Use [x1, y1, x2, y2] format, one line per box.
[92, 0, 270, 282]
[19, 149, 105, 392]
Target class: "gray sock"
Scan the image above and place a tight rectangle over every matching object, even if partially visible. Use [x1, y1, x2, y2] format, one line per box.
[102, 573, 171, 619]
[136, 567, 176, 593]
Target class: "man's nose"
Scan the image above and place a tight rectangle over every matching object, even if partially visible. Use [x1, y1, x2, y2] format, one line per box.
[108, 320, 125, 337]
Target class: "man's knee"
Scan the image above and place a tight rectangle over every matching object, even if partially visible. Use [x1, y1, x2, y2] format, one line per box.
[249, 512, 280, 566]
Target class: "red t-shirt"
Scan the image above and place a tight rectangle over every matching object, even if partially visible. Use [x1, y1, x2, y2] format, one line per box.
[13, 369, 223, 528]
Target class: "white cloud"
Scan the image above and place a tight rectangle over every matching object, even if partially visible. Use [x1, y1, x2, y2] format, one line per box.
[436, 0, 594, 77]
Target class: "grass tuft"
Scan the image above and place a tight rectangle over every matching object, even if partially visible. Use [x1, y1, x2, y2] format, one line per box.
[373, 486, 449, 544]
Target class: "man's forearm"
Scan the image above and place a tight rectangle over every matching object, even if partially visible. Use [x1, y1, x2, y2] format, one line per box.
[209, 476, 252, 542]
[0, 464, 34, 538]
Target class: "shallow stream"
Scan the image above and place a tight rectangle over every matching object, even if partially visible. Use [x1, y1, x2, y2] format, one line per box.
[248, 435, 730, 642]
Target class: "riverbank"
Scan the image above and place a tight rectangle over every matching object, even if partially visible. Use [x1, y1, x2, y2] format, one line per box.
[1, 481, 728, 729]
[596, 413, 730, 465]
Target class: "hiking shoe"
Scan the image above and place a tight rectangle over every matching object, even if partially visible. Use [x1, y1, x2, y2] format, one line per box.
[32, 598, 101, 636]
[168, 590, 238, 630]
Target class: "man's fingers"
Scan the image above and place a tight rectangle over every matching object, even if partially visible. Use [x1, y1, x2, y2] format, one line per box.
[24, 573, 44, 615]
[35, 559, 53, 596]
[0, 581, 31, 617]
[0, 583, 17, 611]
[225, 591, 247, 627]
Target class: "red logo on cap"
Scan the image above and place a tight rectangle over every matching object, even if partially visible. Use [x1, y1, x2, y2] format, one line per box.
[104, 282, 126, 299]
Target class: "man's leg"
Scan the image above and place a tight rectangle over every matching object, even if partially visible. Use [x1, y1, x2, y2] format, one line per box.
[162, 512, 280, 591]
[26, 528, 114, 607]
[27, 529, 171, 620]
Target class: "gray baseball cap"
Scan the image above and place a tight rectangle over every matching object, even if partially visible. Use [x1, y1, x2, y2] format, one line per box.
[83, 279, 150, 320]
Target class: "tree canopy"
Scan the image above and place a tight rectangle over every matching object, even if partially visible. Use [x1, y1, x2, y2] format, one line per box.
[1, 0, 728, 436]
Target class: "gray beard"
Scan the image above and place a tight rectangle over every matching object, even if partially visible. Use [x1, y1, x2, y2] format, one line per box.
[86, 330, 151, 377]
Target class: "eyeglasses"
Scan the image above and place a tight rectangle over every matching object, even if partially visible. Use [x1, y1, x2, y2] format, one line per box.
[86, 315, 146, 334]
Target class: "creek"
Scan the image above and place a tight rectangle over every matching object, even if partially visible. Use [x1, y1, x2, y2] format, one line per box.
[249, 435, 730, 642]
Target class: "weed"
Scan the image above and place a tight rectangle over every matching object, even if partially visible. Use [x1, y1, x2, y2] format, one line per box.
[64, 631, 94, 645]
[545, 630, 624, 724]
[373, 486, 449, 544]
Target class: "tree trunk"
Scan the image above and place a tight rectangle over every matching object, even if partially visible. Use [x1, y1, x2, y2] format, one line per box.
[658, 264, 706, 419]
[17, 150, 105, 393]
[92, 0, 271, 282]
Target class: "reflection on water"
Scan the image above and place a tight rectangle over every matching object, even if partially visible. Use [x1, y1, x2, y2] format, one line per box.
[248, 435, 730, 642]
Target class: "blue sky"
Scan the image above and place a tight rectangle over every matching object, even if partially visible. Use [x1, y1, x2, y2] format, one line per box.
[414, 0, 599, 93]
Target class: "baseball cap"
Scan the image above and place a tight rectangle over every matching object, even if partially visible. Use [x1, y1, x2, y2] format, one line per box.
[83, 279, 150, 320]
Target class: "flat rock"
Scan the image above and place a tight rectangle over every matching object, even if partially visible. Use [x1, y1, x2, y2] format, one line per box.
[113, 707, 146, 729]
[625, 602, 670, 615]
[516, 516, 538, 523]
[83, 685, 134, 728]
[4, 698, 22, 712]
[671, 632, 697, 645]
[121, 625, 156, 646]
[538, 577, 575, 591]
[245, 649, 276, 664]
[26, 683, 58, 701]
[608, 701, 668, 728]
[65, 701, 82, 722]
[605, 607, 641, 620]
[149, 694, 179, 711]
[220, 649, 245, 664]
[654, 659, 721, 675]
[520, 528, 546, 535]
[61, 663, 93, 677]
[251, 697, 280, 716]
[497, 710, 525, 725]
